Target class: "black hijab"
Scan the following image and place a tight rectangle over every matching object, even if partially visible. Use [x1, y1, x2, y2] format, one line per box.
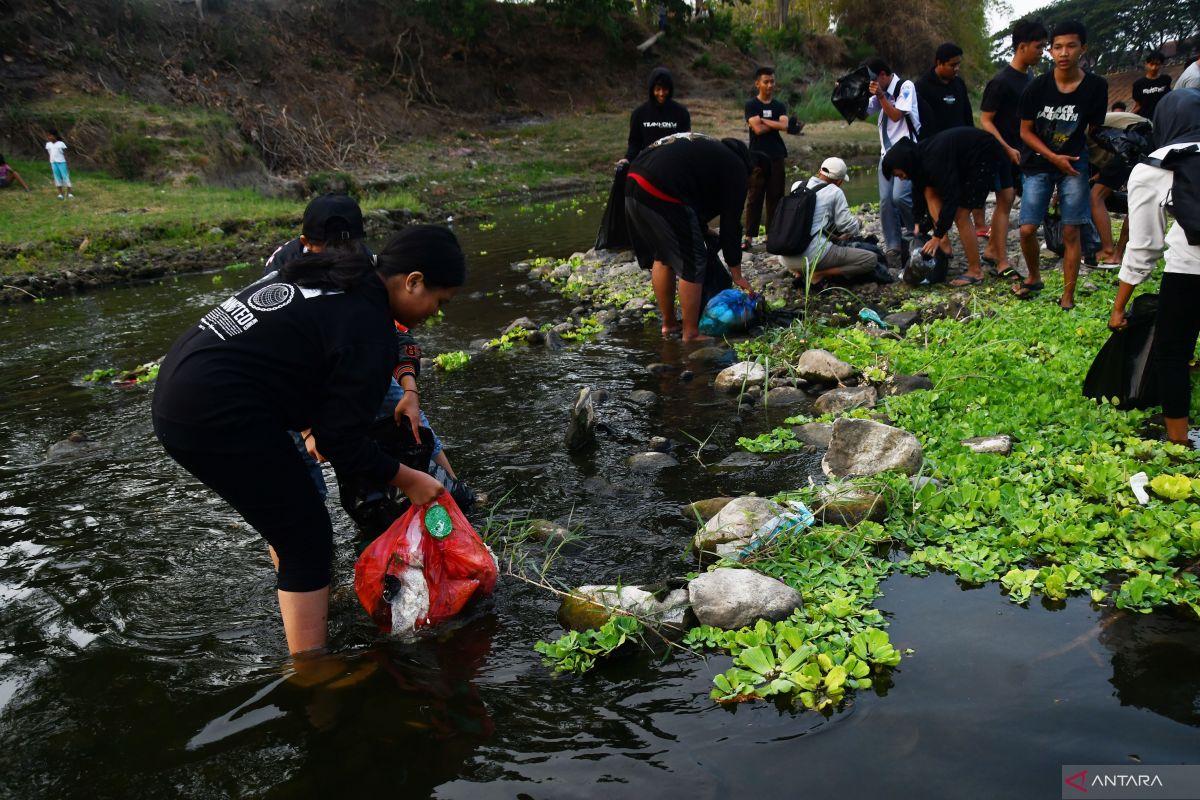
[1153, 88, 1200, 149]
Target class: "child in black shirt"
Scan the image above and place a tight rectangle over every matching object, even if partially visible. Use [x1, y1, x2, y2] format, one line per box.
[1132, 51, 1172, 120]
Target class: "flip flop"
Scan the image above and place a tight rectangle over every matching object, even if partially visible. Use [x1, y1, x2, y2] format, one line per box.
[1012, 280, 1043, 299]
[981, 255, 997, 267]
[975, 227, 991, 238]
[950, 275, 983, 286]
[992, 266, 1020, 280]
[1056, 297, 1075, 311]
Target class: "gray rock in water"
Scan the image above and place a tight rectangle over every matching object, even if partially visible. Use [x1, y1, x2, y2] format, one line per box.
[693, 496, 784, 553]
[813, 385, 878, 415]
[558, 585, 694, 636]
[884, 374, 934, 396]
[627, 451, 678, 471]
[688, 568, 803, 629]
[503, 317, 537, 336]
[822, 418, 924, 478]
[629, 389, 658, 406]
[792, 422, 834, 449]
[680, 370, 694, 382]
[961, 434, 1013, 455]
[45, 431, 100, 461]
[468, 338, 490, 353]
[714, 361, 766, 393]
[591, 388, 610, 403]
[795, 349, 855, 383]
[544, 330, 566, 351]
[648, 436, 671, 452]
[595, 309, 619, 324]
[883, 311, 920, 332]
[710, 451, 763, 473]
[525, 330, 545, 346]
[581, 475, 619, 497]
[525, 519, 572, 544]
[764, 386, 809, 407]
[682, 496, 735, 523]
[688, 346, 734, 366]
[646, 362, 673, 376]
[565, 387, 596, 452]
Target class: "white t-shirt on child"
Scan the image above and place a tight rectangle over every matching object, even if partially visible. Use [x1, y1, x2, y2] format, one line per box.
[45, 141, 68, 163]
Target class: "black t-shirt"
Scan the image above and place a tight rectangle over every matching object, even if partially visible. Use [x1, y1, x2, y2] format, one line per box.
[152, 272, 400, 485]
[628, 133, 749, 267]
[915, 70, 973, 139]
[625, 99, 691, 160]
[1019, 71, 1109, 173]
[744, 97, 788, 160]
[980, 65, 1032, 150]
[1132, 75, 1172, 120]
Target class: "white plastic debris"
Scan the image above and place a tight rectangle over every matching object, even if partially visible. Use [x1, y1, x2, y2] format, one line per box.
[1130, 471, 1150, 505]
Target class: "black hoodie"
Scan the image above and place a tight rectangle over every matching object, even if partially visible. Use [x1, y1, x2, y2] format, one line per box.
[624, 67, 691, 161]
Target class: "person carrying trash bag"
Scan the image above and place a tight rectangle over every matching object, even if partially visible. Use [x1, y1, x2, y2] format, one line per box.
[598, 68, 692, 251]
[152, 225, 466, 655]
[624, 132, 752, 342]
[881, 128, 1007, 287]
[1106, 88, 1200, 448]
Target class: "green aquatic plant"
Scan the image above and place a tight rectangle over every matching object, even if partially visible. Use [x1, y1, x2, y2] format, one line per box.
[433, 351, 470, 371]
[1149, 473, 1193, 501]
[736, 427, 802, 453]
[535, 615, 644, 674]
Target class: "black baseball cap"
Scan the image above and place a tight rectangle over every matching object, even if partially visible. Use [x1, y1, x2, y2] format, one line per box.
[301, 193, 365, 242]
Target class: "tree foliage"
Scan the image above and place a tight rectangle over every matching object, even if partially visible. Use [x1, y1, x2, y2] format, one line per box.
[1001, 0, 1200, 70]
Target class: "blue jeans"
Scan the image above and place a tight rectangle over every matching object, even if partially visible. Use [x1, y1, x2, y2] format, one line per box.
[1019, 164, 1092, 226]
[878, 156, 913, 253]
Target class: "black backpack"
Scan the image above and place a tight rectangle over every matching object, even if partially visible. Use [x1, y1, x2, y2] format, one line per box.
[766, 181, 833, 256]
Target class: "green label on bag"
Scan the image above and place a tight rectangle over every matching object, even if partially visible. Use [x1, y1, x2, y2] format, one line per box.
[425, 504, 453, 539]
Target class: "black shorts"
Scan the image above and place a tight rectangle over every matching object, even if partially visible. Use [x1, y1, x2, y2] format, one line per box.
[993, 160, 1020, 192]
[1097, 159, 1133, 190]
[159, 430, 335, 593]
[624, 181, 707, 283]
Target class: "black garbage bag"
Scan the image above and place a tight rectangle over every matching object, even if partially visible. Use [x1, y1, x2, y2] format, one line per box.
[337, 415, 479, 540]
[1105, 190, 1128, 215]
[1083, 293, 1160, 410]
[1093, 123, 1154, 167]
[831, 67, 871, 125]
[1043, 210, 1065, 256]
[594, 162, 631, 251]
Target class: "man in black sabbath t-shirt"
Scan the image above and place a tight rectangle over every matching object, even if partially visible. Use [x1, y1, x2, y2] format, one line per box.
[1131, 51, 1172, 120]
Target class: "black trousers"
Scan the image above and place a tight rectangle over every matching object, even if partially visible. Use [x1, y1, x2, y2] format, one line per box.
[1154, 271, 1200, 419]
[744, 157, 785, 238]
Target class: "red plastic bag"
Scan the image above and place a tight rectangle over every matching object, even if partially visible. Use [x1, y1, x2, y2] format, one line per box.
[354, 494, 498, 635]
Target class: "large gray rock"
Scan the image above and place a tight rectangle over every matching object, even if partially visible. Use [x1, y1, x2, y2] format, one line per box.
[813, 385, 877, 415]
[688, 346, 734, 366]
[714, 361, 766, 393]
[629, 389, 658, 406]
[626, 451, 679, 471]
[558, 585, 694, 635]
[822, 418, 924, 478]
[693, 496, 783, 552]
[792, 422, 834, 449]
[688, 569, 803, 629]
[795, 349, 854, 383]
[682, 497, 735, 522]
[764, 386, 809, 407]
[503, 317, 537, 336]
[565, 387, 596, 452]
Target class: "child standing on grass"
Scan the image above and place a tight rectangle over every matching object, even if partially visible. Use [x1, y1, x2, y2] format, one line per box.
[45, 130, 73, 200]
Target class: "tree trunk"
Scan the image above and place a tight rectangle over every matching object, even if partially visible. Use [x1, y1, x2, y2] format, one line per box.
[778, 0, 790, 27]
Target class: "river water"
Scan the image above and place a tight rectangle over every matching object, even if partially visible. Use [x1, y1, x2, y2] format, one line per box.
[1, 199, 1198, 799]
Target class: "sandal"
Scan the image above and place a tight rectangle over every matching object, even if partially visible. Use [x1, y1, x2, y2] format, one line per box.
[975, 227, 991, 238]
[1012, 280, 1044, 299]
[992, 265, 1020, 280]
[1056, 296, 1075, 311]
[950, 274, 983, 286]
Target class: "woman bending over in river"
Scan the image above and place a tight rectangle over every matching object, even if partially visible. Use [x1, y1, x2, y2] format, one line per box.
[152, 225, 465, 654]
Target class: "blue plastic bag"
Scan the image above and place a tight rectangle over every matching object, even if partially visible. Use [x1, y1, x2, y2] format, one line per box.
[698, 289, 761, 336]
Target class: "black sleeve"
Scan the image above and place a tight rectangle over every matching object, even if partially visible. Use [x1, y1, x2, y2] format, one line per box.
[310, 340, 400, 486]
[980, 78, 1002, 114]
[1132, 79, 1144, 105]
[625, 106, 644, 161]
[960, 82, 974, 127]
[1019, 77, 1040, 121]
[719, 165, 747, 267]
[926, 156, 961, 238]
[1088, 77, 1109, 127]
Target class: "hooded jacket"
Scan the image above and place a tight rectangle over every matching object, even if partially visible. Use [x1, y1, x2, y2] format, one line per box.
[625, 68, 691, 161]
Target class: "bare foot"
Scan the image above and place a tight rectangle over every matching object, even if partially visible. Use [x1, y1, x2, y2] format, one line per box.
[661, 324, 681, 337]
[682, 333, 714, 343]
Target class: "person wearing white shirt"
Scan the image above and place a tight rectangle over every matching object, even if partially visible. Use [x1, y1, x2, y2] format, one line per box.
[865, 57, 920, 271]
[44, 129, 73, 200]
[1108, 88, 1200, 447]
[777, 157, 875, 288]
[1176, 52, 1200, 92]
